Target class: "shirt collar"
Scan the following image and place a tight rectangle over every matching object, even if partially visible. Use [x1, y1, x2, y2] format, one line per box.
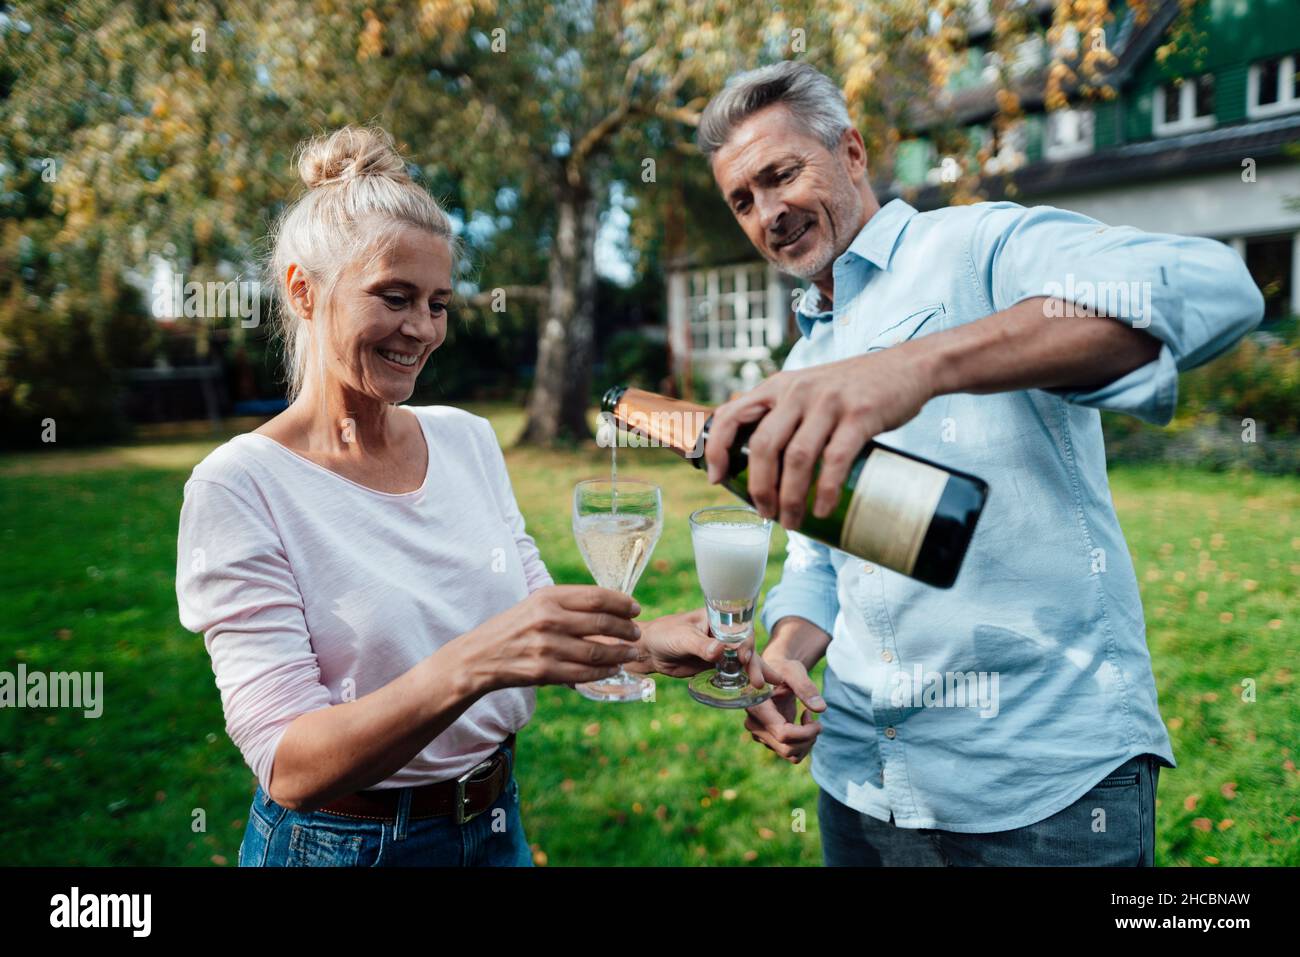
[845, 198, 916, 271]
[794, 198, 918, 338]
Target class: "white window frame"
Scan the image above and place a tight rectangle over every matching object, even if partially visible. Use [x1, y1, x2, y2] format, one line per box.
[983, 119, 1027, 174]
[685, 263, 781, 360]
[1043, 107, 1095, 161]
[980, 49, 1001, 85]
[1012, 34, 1045, 77]
[1051, 25, 1079, 62]
[1247, 54, 1300, 119]
[1152, 75, 1215, 136]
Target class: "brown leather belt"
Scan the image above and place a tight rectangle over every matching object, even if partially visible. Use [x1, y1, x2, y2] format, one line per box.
[316, 733, 516, 824]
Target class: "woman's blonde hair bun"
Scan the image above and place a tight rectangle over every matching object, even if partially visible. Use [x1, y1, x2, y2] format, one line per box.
[297, 125, 411, 189]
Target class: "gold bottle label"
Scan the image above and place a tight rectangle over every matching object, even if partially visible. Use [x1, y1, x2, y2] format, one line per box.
[840, 449, 948, 575]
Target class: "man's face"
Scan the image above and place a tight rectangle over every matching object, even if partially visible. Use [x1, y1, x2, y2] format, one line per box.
[710, 104, 866, 282]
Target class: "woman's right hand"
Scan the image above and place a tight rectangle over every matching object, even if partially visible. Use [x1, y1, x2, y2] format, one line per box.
[454, 585, 643, 693]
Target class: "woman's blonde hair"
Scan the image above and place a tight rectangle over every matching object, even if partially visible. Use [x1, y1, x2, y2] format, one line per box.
[266, 125, 459, 403]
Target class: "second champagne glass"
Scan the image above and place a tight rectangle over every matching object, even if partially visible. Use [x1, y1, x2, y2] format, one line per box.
[571, 478, 661, 703]
[687, 505, 773, 708]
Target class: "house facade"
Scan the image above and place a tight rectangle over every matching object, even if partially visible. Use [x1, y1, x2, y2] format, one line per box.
[895, 0, 1300, 318]
[666, 0, 1297, 399]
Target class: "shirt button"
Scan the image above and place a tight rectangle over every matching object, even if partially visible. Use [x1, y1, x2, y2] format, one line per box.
[862, 563, 874, 574]
[881, 650, 894, 663]
[884, 727, 896, 739]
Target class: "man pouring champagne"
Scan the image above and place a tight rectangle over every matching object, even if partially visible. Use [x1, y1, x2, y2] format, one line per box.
[671, 60, 1262, 866]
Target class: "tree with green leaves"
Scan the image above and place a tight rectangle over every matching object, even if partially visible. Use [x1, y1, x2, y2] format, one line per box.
[1, 0, 1201, 449]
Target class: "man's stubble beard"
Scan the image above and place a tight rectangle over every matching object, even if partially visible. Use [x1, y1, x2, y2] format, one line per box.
[764, 168, 865, 281]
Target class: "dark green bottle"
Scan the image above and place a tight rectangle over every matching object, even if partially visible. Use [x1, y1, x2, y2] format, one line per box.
[601, 385, 988, 588]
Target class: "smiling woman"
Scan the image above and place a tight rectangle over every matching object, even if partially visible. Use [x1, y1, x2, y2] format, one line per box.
[266, 125, 458, 409]
[173, 125, 726, 867]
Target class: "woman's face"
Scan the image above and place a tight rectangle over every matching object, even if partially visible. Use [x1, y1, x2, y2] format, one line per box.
[320, 224, 452, 404]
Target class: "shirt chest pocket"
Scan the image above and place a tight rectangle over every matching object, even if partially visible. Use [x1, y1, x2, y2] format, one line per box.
[863, 302, 946, 352]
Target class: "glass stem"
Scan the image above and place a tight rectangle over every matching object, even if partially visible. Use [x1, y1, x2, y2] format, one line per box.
[713, 646, 746, 689]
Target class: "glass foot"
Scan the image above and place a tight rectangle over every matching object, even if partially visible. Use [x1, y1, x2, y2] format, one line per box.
[687, 669, 772, 709]
[574, 669, 655, 703]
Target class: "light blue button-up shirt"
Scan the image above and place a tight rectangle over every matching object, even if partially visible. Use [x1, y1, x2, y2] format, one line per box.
[759, 198, 1264, 832]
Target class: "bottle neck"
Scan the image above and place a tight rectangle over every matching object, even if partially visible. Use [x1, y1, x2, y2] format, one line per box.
[602, 386, 713, 463]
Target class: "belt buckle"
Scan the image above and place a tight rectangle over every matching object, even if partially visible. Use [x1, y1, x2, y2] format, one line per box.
[454, 754, 498, 825]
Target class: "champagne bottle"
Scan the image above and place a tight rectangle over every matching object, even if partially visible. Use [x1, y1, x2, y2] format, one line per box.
[600, 385, 988, 588]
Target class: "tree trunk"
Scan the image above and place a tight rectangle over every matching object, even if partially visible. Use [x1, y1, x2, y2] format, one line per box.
[519, 175, 600, 446]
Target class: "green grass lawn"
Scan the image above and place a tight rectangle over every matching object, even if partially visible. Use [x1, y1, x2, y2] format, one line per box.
[0, 403, 1296, 866]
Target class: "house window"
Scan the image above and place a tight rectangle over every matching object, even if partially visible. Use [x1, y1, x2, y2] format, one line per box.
[1195, 73, 1215, 117]
[1052, 25, 1079, 61]
[685, 264, 778, 357]
[690, 296, 710, 351]
[893, 138, 935, 188]
[1043, 107, 1094, 160]
[1013, 34, 1045, 77]
[983, 119, 1026, 174]
[745, 265, 769, 347]
[1153, 74, 1215, 135]
[1244, 235, 1294, 322]
[1248, 53, 1300, 118]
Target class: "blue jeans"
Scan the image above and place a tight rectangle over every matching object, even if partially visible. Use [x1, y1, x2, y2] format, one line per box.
[818, 753, 1161, 866]
[238, 771, 533, 867]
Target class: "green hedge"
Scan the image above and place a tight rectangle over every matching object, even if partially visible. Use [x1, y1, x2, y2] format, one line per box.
[1103, 321, 1300, 474]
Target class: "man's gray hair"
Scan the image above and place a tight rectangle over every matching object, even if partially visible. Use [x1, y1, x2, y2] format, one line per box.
[697, 61, 853, 160]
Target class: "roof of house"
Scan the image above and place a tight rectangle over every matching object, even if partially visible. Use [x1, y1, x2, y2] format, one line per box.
[889, 111, 1300, 208]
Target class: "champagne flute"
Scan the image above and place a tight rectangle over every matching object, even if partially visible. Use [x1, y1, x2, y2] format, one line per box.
[572, 478, 661, 703]
[687, 505, 773, 708]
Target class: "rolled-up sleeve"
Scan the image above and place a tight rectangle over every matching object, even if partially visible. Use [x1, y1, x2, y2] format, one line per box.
[760, 529, 840, 639]
[175, 478, 333, 793]
[969, 203, 1265, 425]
